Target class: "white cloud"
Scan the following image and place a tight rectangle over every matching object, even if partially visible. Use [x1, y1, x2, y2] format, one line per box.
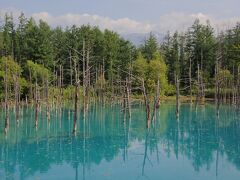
[156, 12, 210, 32]
[0, 8, 239, 35]
[30, 11, 240, 34]
[31, 12, 154, 34]
[156, 12, 239, 33]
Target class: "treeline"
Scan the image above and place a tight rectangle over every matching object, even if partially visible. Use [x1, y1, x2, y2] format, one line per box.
[0, 13, 136, 101]
[0, 13, 240, 106]
[160, 20, 240, 103]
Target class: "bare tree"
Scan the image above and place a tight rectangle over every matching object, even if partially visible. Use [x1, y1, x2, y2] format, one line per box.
[35, 80, 39, 128]
[72, 58, 80, 135]
[4, 59, 9, 134]
[46, 78, 50, 121]
[14, 73, 20, 124]
[189, 57, 192, 104]
[176, 75, 180, 119]
[152, 78, 160, 122]
[126, 78, 132, 119]
[141, 79, 150, 128]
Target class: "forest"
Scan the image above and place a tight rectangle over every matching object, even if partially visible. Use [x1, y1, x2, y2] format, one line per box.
[0, 12, 240, 132]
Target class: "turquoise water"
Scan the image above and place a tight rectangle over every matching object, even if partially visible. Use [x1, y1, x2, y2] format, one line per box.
[0, 103, 240, 180]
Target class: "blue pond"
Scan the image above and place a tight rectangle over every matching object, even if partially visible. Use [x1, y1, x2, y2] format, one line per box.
[0, 103, 240, 180]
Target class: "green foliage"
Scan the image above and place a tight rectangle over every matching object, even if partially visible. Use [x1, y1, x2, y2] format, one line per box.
[216, 69, 233, 87]
[160, 19, 219, 96]
[0, 56, 22, 83]
[2, 13, 14, 56]
[140, 33, 158, 60]
[164, 84, 176, 96]
[103, 30, 120, 83]
[223, 23, 240, 72]
[0, 56, 27, 98]
[26, 60, 51, 83]
[161, 31, 187, 85]
[133, 52, 168, 94]
[148, 53, 168, 93]
[133, 53, 148, 79]
[186, 20, 216, 77]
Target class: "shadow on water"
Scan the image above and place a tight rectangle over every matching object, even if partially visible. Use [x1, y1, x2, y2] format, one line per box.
[0, 103, 240, 179]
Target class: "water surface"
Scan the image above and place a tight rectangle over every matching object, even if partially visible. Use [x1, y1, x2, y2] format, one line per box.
[0, 103, 240, 180]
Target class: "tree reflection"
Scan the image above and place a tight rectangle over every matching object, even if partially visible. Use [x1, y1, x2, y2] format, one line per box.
[0, 104, 240, 179]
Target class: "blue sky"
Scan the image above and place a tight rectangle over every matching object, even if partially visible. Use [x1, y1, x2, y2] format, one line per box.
[0, 0, 239, 34]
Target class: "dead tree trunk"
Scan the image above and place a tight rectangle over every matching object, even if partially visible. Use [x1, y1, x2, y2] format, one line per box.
[142, 79, 150, 128]
[73, 80, 79, 134]
[189, 57, 192, 104]
[70, 50, 73, 86]
[35, 80, 39, 128]
[126, 78, 131, 119]
[4, 60, 9, 134]
[61, 65, 64, 103]
[215, 65, 218, 105]
[82, 39, 86, 109]
[102, 59, 105, 104]
[15, 73, 20, 124]
[85, 43, 90, 111]
[123, 83, 127, 121]
[200, 68, 205, 104]
[237, 66, 240, 108]
[29, 68, 33, 103]
[46, 78, 50, 121]
[176, 75, 180, 119]
[58, 64, 63, 107]
[215, 63, 221, 116]
[195, 64, 201, 107]
[152, 78, 160, 122]
[198, 49, 205, 104]
[72, 58, 80, 135]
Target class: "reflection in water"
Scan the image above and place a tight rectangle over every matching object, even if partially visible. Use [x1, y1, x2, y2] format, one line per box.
[0, 103, 240, 180]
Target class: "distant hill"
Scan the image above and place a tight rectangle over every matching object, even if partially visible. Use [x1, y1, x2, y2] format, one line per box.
[121, 32, 165, 46]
